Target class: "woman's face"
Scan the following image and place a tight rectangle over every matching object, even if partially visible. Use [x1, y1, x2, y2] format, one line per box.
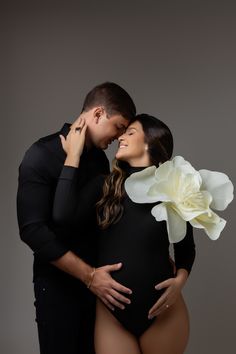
[115, 120, 150, 166]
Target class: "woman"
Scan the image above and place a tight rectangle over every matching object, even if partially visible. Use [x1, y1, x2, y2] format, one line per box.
[53, 114, 196, 354]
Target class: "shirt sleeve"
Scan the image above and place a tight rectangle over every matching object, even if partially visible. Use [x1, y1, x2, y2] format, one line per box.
[173, 222, 196, 275]
[16, 144, 70, 262]
[53, 165, 105, 226]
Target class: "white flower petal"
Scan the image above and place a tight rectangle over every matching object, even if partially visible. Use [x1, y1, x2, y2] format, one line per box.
[199, 169, 234, 210]
[124, 166, 158, 203]
[151, 202, 168, 221]
[147, 181, 173, 202]
[190, 211, 226, 240]
[151, 203, 187, 243]
[180, 172, 202, 194]
[173, 156, 201, 182]
[189, 218, 205, 229]
[175, 190, 212, 221]
[154, 160, 173, 182]
[149, 169, 201, 203]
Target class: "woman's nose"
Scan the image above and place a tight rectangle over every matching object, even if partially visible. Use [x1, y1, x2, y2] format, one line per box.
[118, 132, 126, 141]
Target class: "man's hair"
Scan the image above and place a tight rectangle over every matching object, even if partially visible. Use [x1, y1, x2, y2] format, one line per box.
[81, 82, 136, 121]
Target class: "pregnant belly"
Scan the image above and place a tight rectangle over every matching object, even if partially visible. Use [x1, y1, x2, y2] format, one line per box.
[102, 260, 174, 337]
[98, 254, 174, 315]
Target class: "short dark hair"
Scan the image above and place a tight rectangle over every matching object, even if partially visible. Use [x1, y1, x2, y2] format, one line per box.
[82, 82, 136, 121]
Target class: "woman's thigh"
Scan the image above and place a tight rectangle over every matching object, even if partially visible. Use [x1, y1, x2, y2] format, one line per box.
[94, 300, 141, 354]
[139, 294, 190, 354]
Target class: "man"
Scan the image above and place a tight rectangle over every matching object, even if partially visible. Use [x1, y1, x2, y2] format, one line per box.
[17, 82, 136, 354]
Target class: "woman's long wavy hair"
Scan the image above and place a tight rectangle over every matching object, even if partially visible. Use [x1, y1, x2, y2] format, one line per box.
[96, 114, 174, 229]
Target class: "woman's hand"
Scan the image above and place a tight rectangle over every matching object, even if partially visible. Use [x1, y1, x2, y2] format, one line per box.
[60, 117, 87, 167]
[148, 269, 188, 319]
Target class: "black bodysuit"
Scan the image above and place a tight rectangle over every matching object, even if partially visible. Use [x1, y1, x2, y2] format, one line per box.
[53, 165, 196, 337]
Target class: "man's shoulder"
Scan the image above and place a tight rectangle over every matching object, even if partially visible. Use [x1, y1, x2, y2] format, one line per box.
[37, 130, 61, 144]
[18, 144, 51, 180]
[19, 127, 63, 170]
[24, 123, 68, 154]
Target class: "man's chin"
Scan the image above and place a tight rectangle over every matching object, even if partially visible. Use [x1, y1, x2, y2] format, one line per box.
[96, 142, 107, 150]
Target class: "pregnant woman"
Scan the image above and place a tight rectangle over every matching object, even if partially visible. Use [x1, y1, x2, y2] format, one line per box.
[53, 114, 196, 354]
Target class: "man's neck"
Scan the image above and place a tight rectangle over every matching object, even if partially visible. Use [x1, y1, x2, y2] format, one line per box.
[70, 113, 94, 150]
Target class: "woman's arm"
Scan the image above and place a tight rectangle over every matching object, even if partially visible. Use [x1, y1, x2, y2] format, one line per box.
[53, 165, 104, 226]
[53, 119, 133, 309]
[173, 222, 196, 276]
[53, 118, 105, 225]
[148, 223, 196, 318]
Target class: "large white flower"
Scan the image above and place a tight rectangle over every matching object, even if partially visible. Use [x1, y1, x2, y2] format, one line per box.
[124, 156, 234, 243]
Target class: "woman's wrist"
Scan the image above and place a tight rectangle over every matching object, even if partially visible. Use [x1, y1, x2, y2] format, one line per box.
[175, 268, 188, 288]
[64, 154, 81, 168]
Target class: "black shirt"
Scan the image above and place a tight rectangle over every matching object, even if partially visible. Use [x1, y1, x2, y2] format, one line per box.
[16, 123, 110, 280]
[53, 164, 195, 275]
[53, 164, 196, 336]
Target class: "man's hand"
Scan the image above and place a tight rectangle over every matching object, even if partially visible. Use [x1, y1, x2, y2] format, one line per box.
[89, 262, 132, 311]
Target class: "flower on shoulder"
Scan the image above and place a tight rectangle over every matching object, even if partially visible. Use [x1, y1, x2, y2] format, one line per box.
[124, 156, 234, 243]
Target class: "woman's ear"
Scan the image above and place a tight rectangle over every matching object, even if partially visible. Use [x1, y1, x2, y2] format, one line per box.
[145, 144, 148, 151]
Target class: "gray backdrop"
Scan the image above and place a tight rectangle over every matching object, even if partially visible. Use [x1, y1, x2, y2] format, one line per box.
[1, 1, 235, 353]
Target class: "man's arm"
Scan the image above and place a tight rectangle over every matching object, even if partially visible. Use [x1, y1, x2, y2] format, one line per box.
[52, 252, 131, 311]
[17, 144, 131, 309]
[16, 145, 70, 262]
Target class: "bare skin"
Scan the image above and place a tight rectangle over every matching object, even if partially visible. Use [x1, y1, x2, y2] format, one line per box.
[95, 294, 189, 354]
[140, 295, 189, 354]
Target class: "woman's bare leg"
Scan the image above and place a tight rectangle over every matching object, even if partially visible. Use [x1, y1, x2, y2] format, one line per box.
[95, 299, 141, 354]
[139, 294, 189, 354]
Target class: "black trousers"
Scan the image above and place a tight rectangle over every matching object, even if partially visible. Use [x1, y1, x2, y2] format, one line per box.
[33, 275, 96, 354]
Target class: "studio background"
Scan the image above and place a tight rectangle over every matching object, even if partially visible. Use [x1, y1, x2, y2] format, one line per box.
[1, 1, 235, 353]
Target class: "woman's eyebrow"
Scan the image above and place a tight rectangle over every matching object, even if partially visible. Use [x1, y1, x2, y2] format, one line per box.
[126, 127, 137, 132]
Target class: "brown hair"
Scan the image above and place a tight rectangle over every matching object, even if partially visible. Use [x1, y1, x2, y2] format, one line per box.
[82, 82, 136, 121]
[97, 114, 173, 229]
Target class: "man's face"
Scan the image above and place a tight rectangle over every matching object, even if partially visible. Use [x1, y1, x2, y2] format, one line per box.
[91, 111, 130, 149]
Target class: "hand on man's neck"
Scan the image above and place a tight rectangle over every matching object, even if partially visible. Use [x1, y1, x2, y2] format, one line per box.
[70, 113, 93, 150]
